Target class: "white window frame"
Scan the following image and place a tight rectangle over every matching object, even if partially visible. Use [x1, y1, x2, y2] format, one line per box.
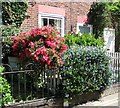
[38, 13, 65, 37]
[77, 23, 93, 35]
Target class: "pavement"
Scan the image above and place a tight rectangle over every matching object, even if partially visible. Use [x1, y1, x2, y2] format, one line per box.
[75, 92, 120, 107]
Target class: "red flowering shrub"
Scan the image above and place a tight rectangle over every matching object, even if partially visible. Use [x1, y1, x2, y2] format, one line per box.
[12, 26, 67, 68]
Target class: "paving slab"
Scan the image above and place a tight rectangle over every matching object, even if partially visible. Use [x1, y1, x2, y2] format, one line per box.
[76, 92, 119, 107]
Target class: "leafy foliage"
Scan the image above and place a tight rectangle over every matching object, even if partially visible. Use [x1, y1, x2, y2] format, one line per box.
[60, 46, 111, 97]
[64, 32, 104, 47]
[0, 66, 14, 106]
[108, 1, 120, 51]
[2, 2, 28, 27]
[0, 24, 22, 59]
[1, 24, 21, 40]
[1, 24, 22, 47]
[88, 1, 120, 51]
[108, 1, 120, 19]
[87, 2, 111, 38]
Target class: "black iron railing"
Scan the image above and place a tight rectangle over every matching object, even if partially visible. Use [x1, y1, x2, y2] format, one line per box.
[1, 63, 62, 104]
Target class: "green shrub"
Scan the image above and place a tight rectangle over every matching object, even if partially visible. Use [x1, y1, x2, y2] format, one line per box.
[1, 24, 21, 44]
[64, 32, 104, 47]
[0, 66, 14, 106]
[60, 46, 111, 97]
[0, 24, 22, 57]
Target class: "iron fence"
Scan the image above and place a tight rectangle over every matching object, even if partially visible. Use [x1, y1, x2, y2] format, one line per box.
[1, 63, 62, 104]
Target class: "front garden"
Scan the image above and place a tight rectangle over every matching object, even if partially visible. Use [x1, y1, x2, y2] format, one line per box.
[1, 1, 120, 107]
[0, 25, 112, 107]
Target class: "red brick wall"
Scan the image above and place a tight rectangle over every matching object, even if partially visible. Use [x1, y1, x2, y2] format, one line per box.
[21, 2, 92, 34]
[21, 3, 39, 32]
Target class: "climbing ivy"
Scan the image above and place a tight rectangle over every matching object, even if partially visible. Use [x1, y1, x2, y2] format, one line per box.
[108, 1, 120, 52]
[108, 1, 120, 27]
[2, 1, 28, 27]
[87, 2, 111, 38]
[88, 1, 120, 51]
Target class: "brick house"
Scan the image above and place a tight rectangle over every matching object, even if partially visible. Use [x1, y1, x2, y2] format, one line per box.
[21, 2, 93, 36]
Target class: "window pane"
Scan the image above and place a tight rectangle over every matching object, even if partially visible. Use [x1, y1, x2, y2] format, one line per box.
[41, 18, 48, 26]
[40, 16, 64, 36]
[49, 19, 54, 26]
[79, 26, 90, 34]
[55, 19, 61, 28]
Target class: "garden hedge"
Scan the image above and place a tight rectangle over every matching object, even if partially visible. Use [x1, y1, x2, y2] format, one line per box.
[60, 46, 111, 97]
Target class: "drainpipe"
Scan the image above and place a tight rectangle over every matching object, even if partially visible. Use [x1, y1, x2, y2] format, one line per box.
[0, 2, 2, 65]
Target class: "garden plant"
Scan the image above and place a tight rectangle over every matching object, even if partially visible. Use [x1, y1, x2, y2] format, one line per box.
[60, 45, 111, 105]
[64, 32, 104, 48]
[0, 24, 22, 64]
[10, 26, 67, 101]
[0, 66, 14, 106]
[61, 30, 111, 106]
[12, 26, 67, 69]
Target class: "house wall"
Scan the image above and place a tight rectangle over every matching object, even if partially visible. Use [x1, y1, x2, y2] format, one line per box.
[21, 2, 39, 32]
[21, 2, 92, 34]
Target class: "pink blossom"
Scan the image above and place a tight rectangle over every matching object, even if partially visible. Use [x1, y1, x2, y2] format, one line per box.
[61, 44, 68, 51]
[46, 59, 51, 65]
[12, 26, 68, 68]
[38, 38, 43, 42]
[29, 42, 34, 48]
[42, 55, 49, 61]
[46, 40, 55, 47]
[56, 40, 60, 44]
[11, 36, 16, 40]
[34, 54, 39, 61]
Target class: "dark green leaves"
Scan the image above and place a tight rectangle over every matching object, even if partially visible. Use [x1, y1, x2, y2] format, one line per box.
[60, 46, 111, 97]
[2, 2, 28, 27]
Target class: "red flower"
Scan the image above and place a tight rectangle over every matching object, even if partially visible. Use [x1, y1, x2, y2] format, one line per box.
[11, 36, 16, 40]
[61, 44, 68, 51]
[43, 55, 49, 61]
[46, 59, 51, 65]
[28, 42, 34, 48]
[12, 26, 68, 68]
